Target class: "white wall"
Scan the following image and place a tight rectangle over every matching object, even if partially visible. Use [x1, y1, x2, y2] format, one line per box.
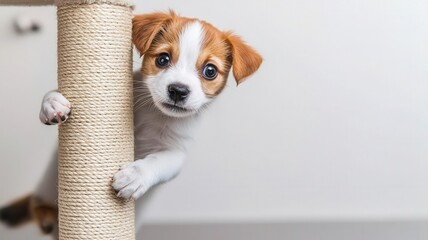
[0, 6, 57, 240]
[0, 7, 57, 203]
[0, 1, 427, 238]
[134, 0, 428, 223]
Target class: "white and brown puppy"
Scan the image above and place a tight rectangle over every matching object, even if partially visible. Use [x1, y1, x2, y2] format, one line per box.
[0, 11, 262, 238]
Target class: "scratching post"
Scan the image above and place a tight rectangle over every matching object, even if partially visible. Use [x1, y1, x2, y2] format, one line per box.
[57, 1, 135, 239]
[1, 0, 135, 239]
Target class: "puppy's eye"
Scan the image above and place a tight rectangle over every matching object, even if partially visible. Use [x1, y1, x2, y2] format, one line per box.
[156, 53, 171, 68]
[202, 64, 218, 80]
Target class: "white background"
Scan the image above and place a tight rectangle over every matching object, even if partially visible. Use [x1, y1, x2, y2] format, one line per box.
[0, 0, 427, 239]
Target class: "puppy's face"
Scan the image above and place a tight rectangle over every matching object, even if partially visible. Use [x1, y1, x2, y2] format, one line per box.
[133, 11, 262, 117]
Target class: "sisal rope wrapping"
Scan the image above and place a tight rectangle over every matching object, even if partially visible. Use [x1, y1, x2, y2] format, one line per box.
[57, 2, 135, 239]
[0, 0, 134, 6]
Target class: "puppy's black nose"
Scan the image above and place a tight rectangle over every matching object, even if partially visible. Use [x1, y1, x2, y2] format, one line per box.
[168, 83, 190, 102]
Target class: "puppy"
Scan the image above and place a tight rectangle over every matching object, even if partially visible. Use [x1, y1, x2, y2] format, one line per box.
[0, 11, 262, 238]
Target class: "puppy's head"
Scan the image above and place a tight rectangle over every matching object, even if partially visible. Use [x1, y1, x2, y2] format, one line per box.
[133, 11, 262, 118]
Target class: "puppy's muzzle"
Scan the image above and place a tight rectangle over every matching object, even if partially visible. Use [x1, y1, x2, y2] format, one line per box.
[168, 83, 190, 103]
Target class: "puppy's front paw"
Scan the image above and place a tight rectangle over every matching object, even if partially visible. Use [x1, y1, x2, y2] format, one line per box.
[112, 161, 154, 200]
[39, 91, 71, 125]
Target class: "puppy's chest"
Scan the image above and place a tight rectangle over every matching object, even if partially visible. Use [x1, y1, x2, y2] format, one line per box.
[133, 109, 193, 159]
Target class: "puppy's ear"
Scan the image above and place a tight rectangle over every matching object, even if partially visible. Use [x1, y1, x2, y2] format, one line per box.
[132, 11, 175, 55]
[226, 33, 263, 85]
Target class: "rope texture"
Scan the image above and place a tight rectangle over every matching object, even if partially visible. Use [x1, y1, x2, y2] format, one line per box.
[0, 0, 133, 6]
[57, 2, 134, 239]
[56, 0, 133, 7]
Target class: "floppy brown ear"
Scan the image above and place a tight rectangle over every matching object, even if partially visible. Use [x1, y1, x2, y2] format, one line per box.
[132, 12, 175, 55]
[226, 33, 263, 85]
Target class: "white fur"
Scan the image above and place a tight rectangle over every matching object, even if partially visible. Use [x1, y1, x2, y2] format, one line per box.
[35, 20, 214, 239]
[39, 90, 71, 124]
[113, 22, 209, 200]
[148, 21, 210, 118]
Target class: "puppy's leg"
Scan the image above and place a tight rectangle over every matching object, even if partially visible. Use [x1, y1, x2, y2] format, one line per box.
[40, 90, 71, 125]
[30, 196, 58, 235]
[1, 154, 59, 238]
[0, 195, 58, 238]
[113, 149, 186, 200]
[0, 195, 32, 227]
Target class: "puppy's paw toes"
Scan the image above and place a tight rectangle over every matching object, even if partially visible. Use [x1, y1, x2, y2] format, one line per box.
[112, 162, 153, 200]
[40, 91, 71, 125]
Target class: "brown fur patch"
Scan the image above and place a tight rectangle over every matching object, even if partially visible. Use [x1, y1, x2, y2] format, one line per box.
[0, 195, 32, 226]
[132, 11, 176, 55]
[0, 194, 57, 235]
[139, 13, 194, 78]
[225, 33, 263, 84]
[198, 21, 232, 97]
[30, 196, 57, 234]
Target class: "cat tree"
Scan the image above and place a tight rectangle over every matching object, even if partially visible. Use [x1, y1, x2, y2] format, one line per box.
[0, 1, 135, 239]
